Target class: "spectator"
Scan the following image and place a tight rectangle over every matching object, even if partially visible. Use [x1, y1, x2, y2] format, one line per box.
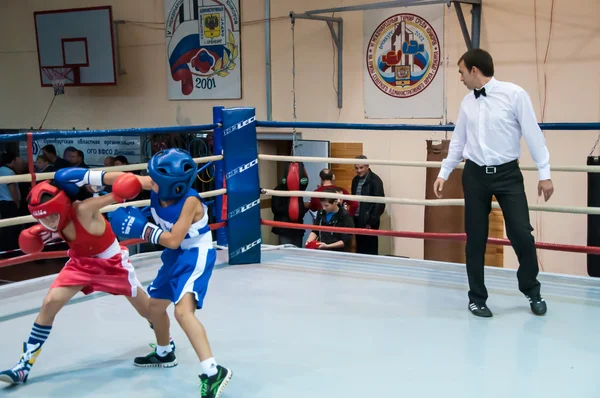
[35, 154, 56, 173]
[351, 155, 385, 255]
[41, 144, 70, 170]
[104, 156, 115, 167]
[114, 155, 129, 166]
[63, 147, 94, 200]
[63, 147, 89, 168]
[305, 187, 354, 251]
[309, 168, 358, 216]
[271, 181, 307, 247]
[0, 153, 22, 255]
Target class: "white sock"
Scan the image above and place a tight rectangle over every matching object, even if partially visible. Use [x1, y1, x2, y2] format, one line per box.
[201, 357, 218, 377]
[156, 344, 172, 357]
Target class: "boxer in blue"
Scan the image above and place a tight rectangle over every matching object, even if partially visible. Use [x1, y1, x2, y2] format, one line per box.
[103, 148, 232, 398]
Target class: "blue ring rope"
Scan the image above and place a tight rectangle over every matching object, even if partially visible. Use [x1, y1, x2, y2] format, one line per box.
[254, 121, 600, 131]
[3, 121, 598, 143]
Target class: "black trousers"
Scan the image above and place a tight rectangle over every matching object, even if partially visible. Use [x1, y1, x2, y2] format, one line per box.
[462, 159, 541, 305]
[354, 218, 380, 255]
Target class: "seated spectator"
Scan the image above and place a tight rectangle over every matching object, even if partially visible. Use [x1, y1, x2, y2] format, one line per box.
[63, 147, 94, 200]
[113, 155, 129, 166]
[63, 147, 89, 168]
[35, 154, 56, 173]
[41, 144, 70, 170]
[104, 156, 115, 167]
[305, 187, 354, 251]
[309, 168, 358, 216]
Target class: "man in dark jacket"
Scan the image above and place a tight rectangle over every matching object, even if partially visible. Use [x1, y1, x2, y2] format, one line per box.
[305, 188, 354, 251]
[351, 155, 385, 255]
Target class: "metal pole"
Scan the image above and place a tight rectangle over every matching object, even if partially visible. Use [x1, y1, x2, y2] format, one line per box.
[338, 21, 343, 109]
[265, 0, 272, 120]
[471, 3, 482, 48]
[454, 2, 472, 50]
[290, 12, 342, 23]
[305, 0, 450, 15]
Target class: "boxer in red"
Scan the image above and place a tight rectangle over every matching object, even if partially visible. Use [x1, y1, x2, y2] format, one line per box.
[0, 169, 175, 386]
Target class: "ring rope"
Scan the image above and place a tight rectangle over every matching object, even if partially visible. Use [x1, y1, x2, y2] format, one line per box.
[0, 188, 227, 228]
[261, 220, 600, 255]
[0, 155, 223, 185]
[258, 154, 600, 173]
[261, 189, 600, 216]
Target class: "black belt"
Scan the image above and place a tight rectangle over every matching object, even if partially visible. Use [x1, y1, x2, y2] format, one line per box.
[466, 159, 518, 174]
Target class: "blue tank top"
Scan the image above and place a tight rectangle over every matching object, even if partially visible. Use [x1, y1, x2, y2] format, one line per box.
[150, 188, 212, 250]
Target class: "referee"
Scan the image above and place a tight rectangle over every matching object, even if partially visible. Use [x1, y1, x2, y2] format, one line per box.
[433, 49, 553, 318]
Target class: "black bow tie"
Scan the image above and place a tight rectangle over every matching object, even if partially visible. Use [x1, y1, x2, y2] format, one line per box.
[474, 87, 486, 99]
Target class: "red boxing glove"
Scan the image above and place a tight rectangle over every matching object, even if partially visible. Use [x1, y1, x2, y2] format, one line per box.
[305, 240, 320, 250]
[19, 224, 48, 254]
[112, 173, 142, 203]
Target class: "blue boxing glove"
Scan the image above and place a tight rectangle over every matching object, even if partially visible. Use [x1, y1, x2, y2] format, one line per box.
[110, 206, 164, 245]
[54, 168, 106, 195]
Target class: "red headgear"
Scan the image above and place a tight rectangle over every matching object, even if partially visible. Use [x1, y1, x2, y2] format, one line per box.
[27, 181, 73, 231]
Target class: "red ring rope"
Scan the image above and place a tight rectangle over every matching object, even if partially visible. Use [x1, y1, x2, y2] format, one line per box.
[261, 220, 600, 255]
[0, 222, 227, 270]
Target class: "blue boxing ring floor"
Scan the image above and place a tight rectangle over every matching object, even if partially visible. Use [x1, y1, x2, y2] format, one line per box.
[0, 247, 599, 398]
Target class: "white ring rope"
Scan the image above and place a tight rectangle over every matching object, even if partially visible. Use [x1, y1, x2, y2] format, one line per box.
[258, 154, 600, 173]
[0, 188, 227, 228]
[0, 155, 223, 185]
[262, 189, 600, 216]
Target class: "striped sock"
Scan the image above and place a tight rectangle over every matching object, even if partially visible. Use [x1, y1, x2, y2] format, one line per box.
[27, 323, 52, 349]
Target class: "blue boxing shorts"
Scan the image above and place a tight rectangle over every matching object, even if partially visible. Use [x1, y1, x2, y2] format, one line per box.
[147, 247, 217, 309]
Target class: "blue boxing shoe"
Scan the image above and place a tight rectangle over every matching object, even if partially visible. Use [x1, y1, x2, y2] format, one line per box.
[0, 343, 42, 385]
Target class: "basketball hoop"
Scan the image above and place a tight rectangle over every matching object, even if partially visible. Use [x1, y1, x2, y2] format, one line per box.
[41, 67, 74, 96]
[52, 79, 66, 95]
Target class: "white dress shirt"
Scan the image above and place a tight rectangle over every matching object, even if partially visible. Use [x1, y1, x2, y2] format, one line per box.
[439, 77, 551, 181]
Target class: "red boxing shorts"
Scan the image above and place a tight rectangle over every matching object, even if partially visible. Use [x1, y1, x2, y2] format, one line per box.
[50, 240, 142, 297]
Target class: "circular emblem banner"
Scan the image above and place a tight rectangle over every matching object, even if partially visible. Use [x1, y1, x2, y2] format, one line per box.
[366, 13, 441, 99]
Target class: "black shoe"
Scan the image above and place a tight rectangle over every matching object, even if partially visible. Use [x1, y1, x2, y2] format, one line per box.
[134, 349, 178, 368]
[468, 302, 493, 317]
[199, 365, 233, 398]
[527, 295, 547, 315]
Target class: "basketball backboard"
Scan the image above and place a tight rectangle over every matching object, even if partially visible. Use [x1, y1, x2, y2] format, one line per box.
[34, 6, 117, 88]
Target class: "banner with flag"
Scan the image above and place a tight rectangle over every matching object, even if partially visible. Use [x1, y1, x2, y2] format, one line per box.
[364, 5, 445, 119]
[164, 0, 241, 100]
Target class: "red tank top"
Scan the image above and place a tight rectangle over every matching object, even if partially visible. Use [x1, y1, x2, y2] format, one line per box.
[61, 211, 117, 257]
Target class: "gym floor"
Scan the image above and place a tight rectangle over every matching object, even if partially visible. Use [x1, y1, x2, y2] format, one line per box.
[1, 247, 599, 397]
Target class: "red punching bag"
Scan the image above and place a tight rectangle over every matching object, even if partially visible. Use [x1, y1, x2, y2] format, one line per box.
[282, 162, 309, 222]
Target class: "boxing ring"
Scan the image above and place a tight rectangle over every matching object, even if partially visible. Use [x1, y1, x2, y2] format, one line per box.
[1, 108, 600, 397]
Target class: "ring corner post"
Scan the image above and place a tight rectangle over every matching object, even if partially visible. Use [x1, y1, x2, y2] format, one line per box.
[212, 106, 228, 247]
[221, 107, 261, 265]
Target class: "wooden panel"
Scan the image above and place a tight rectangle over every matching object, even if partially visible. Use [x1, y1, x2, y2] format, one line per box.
[424, 140, 465, 263]
[261, 198, 272, 210]
[485, 196, 504, 267]
[330, 143, 363, 193]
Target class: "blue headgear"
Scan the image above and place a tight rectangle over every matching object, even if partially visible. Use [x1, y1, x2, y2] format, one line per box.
[147, 148, 197, 200]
